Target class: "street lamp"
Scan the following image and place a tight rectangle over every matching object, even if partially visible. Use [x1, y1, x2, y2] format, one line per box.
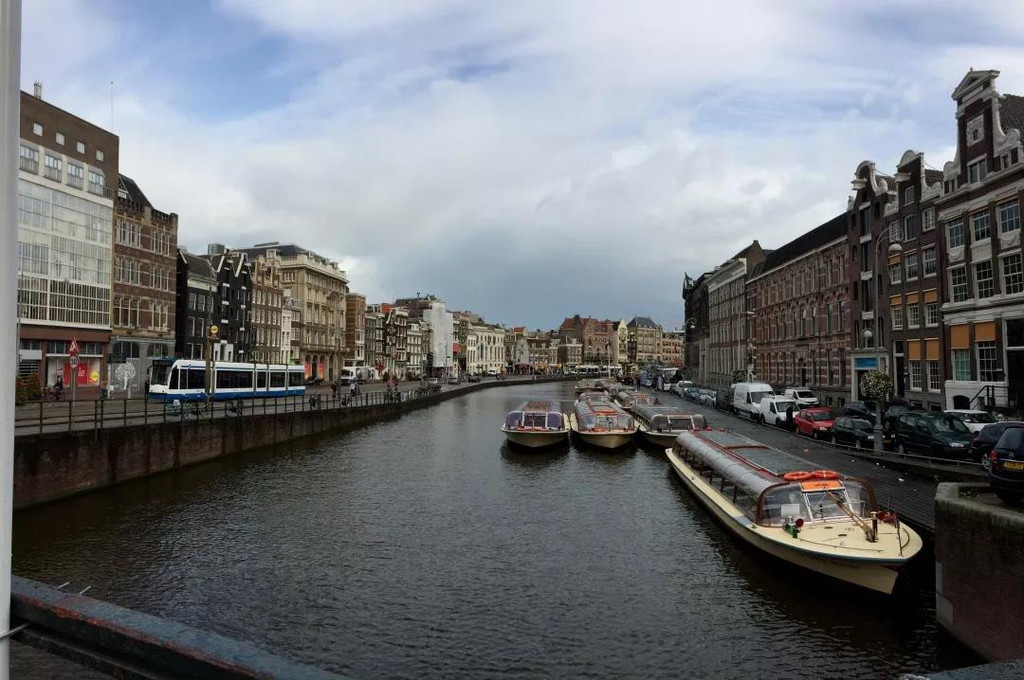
[867, 236, 904, 452]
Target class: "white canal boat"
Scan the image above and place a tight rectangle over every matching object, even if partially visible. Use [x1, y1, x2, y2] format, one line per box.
[569, 397, 637, 450]
[501, 401, 570, 449]
[666, 430, 923, 594]
[633, 404, 707, 447]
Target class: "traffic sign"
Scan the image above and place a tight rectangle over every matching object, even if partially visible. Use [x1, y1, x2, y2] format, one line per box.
[69, 337, 80, 356]
[69, 355, 80, 369]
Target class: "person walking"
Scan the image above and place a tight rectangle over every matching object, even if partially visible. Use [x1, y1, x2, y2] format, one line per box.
[786, 403, 795, 430]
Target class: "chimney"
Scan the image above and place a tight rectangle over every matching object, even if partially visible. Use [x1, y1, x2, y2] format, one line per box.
[33, 81, 42, 99]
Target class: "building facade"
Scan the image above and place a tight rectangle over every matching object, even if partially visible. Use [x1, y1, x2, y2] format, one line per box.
[626, 316, 663, 365]
[660, 330, 685, 367]
[202, 245, 253, 362]
[683, 273, 710, 381]
[248, 251, 283, 364]
[407, 322, 424, 378]
[281, 293, 301, 363]
[936, 70, 1024, 411]
[239, 243, 348, 380]
[174, 250, 217, 361]
[109, 174, 177, 393]
[748, 214, 851, 407]
[344, 293, 366, 370]
[382, 304, 409, 378]
[365, 305, 384, 378]
[467, 323, 505, 375]
[704, 241, 765, 390]
[17, 88, 118, 396]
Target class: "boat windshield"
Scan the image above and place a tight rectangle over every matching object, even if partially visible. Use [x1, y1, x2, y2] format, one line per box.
[505, 412, 523, 428]
[547, 413, 564, 429]
[666, 415, 704, 431]
[760, 481, 871, 526]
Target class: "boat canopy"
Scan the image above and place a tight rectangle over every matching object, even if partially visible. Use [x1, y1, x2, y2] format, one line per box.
[574, 399, 634, 430]
[580, 391, 611, 403]
[633, 405, 706, 432]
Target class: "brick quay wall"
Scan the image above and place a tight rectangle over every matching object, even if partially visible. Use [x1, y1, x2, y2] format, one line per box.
[14, 377, 573, 509]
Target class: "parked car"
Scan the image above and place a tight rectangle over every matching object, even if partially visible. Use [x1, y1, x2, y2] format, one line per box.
[783, 387, 819, 408]
[891, 412, 973, 459]
[944, 409, 999, 434]
[732, 382, 775, 421]
[988, 426, 1024, 505]
[883, 403, 923, 433]
[972, 421, 1024, 470]
[844, 400, 878, 423]
[831, 416, 890, 449]
[698, 389, 717, 407]
[757, 396, 799, 428]
[426, 377, 441, 387]
[672, 382, 688, 398]
[448, 376, 461, 385]
[467, 374, 481, 383]
[715, 387, 735, 413]
[683, 386, 701, 402]
[794, 407, 835, 439]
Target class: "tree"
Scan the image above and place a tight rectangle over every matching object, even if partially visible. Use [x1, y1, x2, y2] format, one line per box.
[14, 378, 26, 405]
[859, 370, 893, 402]
[25, 373, 42, 401]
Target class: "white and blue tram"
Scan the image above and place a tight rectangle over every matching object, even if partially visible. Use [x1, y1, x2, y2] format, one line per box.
[147, 359, 307, 401]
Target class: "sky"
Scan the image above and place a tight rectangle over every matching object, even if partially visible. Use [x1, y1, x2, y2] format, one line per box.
[19, 0, 1024, 330]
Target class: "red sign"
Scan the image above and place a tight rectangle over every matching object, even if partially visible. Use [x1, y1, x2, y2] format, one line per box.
[64, 361, 89, 385]
[69, 337, 81, 356]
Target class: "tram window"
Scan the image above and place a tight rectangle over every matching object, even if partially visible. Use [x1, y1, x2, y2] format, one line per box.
[216, 370, 253, 389]
[257, 371, 267, 388]
[186, 369, 206, 390]
[270, 372, 286, 388]
[288, 371, 304, 387]
[169, 368, 179, 390]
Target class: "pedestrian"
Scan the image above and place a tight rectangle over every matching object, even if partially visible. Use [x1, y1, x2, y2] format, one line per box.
[350, 380, 357, 400]
[786, 403, 794, 429]
[331, 381, 338, 397]
[54, 376, 64, 401]
[144, 378, 150, 396]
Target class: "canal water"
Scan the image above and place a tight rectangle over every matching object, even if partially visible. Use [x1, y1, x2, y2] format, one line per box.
[12, 382, 977, 679]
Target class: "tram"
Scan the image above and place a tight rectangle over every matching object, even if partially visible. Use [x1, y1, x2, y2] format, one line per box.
[147, 358, 307, 401]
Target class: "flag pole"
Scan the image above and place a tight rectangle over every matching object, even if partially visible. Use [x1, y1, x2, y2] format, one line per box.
[0, 1, 21, 677]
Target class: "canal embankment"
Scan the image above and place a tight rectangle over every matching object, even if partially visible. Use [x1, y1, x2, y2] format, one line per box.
[13, 376, 572, 509]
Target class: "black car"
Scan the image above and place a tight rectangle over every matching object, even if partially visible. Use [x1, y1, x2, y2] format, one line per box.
[988, 426, 1024, 505]
[883, 404, 924, 433]
[892, 412, 973, 459]
[831, 416, 890, 449]
[716, 387, 735, 413]
[844, 401, 878, 423]
[973, 421, 1024, 470]
[467, 374, 481, 383]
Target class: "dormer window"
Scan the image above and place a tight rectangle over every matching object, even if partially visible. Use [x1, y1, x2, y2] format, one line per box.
[967, 158, 987, 184]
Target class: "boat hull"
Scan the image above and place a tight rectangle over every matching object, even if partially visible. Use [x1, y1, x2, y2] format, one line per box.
[502, 429, 569, 449]
[568, 414, 635, 450]
[639, 429, 678, 448]
[665, 448, 917, 594]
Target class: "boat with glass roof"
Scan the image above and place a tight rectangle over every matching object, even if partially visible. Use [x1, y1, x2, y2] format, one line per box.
[614, 389, 654, 413]
[569, 397, 637, 449]
[574, 379, 601, 395]
[501, 400, 570, 449]
[666, 430, 923, 594]
[633, 404, 708, 447]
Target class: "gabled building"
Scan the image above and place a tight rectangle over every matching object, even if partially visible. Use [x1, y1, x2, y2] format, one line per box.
[344, 293, 366, 370]
[247, 250, 283, 363]
[626, 316, 663, 365]
[174, 250, 217, 361]
[201, 245, 252, 362]
[705, 240, 766, 390]
[683, 273, 710, 380]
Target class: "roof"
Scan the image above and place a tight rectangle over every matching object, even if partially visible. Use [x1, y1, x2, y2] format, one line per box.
[755, 213, 846, 279]
[117, 175, 150, 207]
[1000, 94, 1024, 135]
[179, 250, 216, 280]
[924, 169, 944, 185]
[627, 316, 660, 329]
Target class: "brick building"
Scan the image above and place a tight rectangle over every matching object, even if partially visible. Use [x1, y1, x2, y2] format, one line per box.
[683, 273, 710, 381]
[248, 251, 283, 363]
[344, 293, 366, 370]
[201, 245, 253, 362]
[749, 214, 850, 407]
[109, 174, 177, 392]
[626, 316, 663, 365]
[174, 250, 217, 361]
[705, 240, 766, 390]
[936, 70, 1024, 411]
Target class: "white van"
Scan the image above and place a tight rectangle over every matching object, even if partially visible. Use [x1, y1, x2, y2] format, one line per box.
[783, 387, 819, 407]
[732, 382, 775, 420]
[758, 396, 799, 428]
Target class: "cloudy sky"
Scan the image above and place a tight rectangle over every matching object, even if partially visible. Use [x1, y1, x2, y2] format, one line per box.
[19, 1, 1024, 329]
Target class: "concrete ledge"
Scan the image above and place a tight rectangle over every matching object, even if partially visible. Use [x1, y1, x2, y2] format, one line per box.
[935, 482, 1024, 662]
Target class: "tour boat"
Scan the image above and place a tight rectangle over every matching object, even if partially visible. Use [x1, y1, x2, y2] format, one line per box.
[574, 379, 601, 395]
[633, 404, 708, 447]
[665, 430, 923, 594]
[569, 398, 637, 450]
[614, 389, 654, 413]
[501, 401, 570, 449]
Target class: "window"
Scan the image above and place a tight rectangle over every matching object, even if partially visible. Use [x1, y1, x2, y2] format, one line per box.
[888, 262, 901, 284]
[907, 304, 921, 328]
[927, 360, 941, 391]
[66, 163, 84, 189]
[925, 302, 939, 326]
[88, 169, 104, 195]
[952, 349, 971, 381]
[975, 261, 994, 298]
[922, 248, 936, 277]
[999, 202, 1021, 234]
[951, 267, 969, 302]
[55, 132, 65, 146]
[968, 158, 987, 184]
[888, 222, 901, 243]
[19, 144, 38, 173]
[947, 218, 964, 248]
[909, 361, 922, 390]
[891, 305, 903, 329]
[904, 214, 917, 240]
[978, 341, 999, 381]
[904, 186, 915, 205]
[32, 122, 42, 136]
[922, 208, 935, 232]
[1004, 254, 1024, 295]
[43, 153, 62, 182]
[905, 253, 919, 280]
[972, 212, 991, 241]
[96, 149, 104, 162]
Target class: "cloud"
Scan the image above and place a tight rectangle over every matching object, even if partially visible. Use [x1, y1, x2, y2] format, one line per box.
[19, 1, 1024, 328]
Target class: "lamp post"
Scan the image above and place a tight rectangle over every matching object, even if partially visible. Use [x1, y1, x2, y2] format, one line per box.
[863, 234, 904, 452]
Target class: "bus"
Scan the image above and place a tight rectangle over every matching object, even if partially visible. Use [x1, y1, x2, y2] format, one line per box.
[147, 359, 306, 401]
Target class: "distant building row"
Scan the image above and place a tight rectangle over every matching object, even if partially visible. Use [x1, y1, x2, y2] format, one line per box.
[685, 68, 1024, 413]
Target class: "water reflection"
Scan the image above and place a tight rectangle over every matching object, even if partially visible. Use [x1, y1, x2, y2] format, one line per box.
[500, 442, 570, 469]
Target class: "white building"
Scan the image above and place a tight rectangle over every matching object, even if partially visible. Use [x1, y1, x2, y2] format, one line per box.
[422, 299, 454, 377]
[468, 323, 506, 375]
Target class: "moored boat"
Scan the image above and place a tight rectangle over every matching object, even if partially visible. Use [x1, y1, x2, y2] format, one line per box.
[665, 430, 923, 594]
[501, 401, 570, 449]
[614, 389, 654, 413]
[633, 404, 707, 447]
[569, 398, 637, 450]
[574, 379, 601, 395]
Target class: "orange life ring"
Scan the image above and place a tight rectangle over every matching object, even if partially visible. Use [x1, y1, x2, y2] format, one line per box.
[783, 471, 812, 481]
[810, 470, 840, 480]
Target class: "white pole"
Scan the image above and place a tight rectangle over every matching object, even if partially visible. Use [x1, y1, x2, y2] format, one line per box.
[0, 1, 20, 677]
